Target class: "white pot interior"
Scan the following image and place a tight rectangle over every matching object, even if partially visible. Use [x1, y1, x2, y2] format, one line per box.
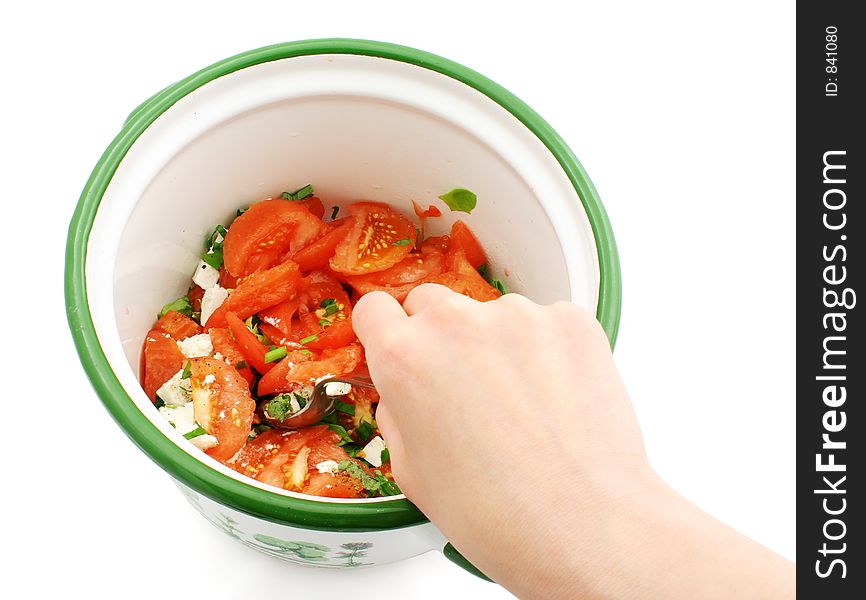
[85, 53, 600, 501]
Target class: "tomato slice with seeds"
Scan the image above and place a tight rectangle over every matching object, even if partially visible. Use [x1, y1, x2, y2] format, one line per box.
[189, 356, 256, 462]
[225, 312, 274, 375]
[222, 199, 326, 277]
[290, 219, 353, 272]
[209, 327, 254, 385]
[205, 259, 304, 328]
[154, 310, 202, 340]
[257, 343, 363, 396]
[142, 330, 186, 402]
[448, 220, 487, 269]
[329, 202, 416, 275]
[292, 271, 357, 350]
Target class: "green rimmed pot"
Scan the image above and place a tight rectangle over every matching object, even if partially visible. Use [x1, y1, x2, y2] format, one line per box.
[65, 39, 621, 579]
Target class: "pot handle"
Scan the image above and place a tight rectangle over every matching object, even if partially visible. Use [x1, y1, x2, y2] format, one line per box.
[442, 542, 492, 582]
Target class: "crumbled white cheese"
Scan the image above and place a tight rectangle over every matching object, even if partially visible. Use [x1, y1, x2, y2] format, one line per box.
[155, 369, 192, 406]
[316, 460, 340, 474]
[192, 259, 220, 290]
[324, 381, 352, 396]
[361, 436, 387, 468]
[200, 285, 228, 325]
[177, 333, 213, 358]
[202, 373, 216, 385]
[189, 434, 219, 451]
[261, 315, 281, 327]
[158, 403, 196, 435]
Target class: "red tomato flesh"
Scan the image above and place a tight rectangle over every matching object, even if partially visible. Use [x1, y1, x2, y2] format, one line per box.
[329, 203, 416, 275]
[205, 260, 304, 328]
[257, 343, 363, 396]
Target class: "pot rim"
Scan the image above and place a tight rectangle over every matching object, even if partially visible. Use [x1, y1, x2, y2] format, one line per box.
[65, 38, 621, 532]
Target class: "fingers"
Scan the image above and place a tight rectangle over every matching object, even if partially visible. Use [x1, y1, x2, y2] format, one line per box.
[402, 282, 458, 316]
[352, 291, 407, 345]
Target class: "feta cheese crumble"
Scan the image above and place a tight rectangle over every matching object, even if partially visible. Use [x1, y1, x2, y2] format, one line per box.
[202, 373, 216, 385]
[177, 333, 213, 358]
[189, 434, 219, 451]
[200, 285, 228, 325]
[158, 403, 196, 435]
[360, 436, 387, 468]
[155, 369, 192, 406]
[324, 381, 352, 396]
[315, 460, 340, 474]
[192, 259, 220, 290]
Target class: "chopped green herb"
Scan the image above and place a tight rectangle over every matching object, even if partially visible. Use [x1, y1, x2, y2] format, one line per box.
[293, 392, 309, 409]
[342, 443, 362, 458]
[183, 425, 208, 440]
[299, 334, 318, 345]
[356, 419, 376, 442]
[477, 263, 508, 294]
[317, 318, 330, 328]
[491, 279, 508, 294]
[320, 298, 339, 316]
[477, 264, 489, 279]
[201, 224, 228, 269]
[330, 206, 340, 220]
[381, 448, 390, 464]
[181, 361, 192, 380]
[236, 206, 248, 217]
[438, 187, 477, 214]
[392, 238, 412, 247]
[245, 315, 269, 345]
[334, 400, 355, 416]
[158, 295, 193, 319]
[263, 394, 302, 422]
[280, 184, 314, 201]
[264, 346, 287, 363]
[320, 298, 337, 308]
[299, 349, 311, 355]
[327, 424, 353, 446]
[234, 360, 247, 370]
[337, 461, 402, 496]
[154, 396, 165, 409]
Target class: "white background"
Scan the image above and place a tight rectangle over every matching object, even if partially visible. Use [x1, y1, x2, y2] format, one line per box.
[1, 1, 794, 598]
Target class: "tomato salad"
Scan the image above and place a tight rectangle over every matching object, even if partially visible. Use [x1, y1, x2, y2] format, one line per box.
[140, 185, 505, 498]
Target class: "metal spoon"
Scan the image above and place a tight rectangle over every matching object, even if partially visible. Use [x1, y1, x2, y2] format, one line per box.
[275, 365, 374, 429]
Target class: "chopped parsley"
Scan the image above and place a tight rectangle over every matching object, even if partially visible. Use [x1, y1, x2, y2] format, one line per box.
[158, 295, 193, 319]
[330, 206, 340, 220]
[334, 400, 355, 416]
[477, 264, 508, 294]
[327, 423, 354, 446]
[181, 361, 192, 380]
[438, 187, 477, 214]
[183, 425, 208, 440]
[264, 346, 287, 363]
[201, 224, 228, 269]
[234, 360, 247, 370]
[337, 461, 401, 496]
[356, 419, 376, 443]
[281, 184, 314, 201]
[262, 394, 304, 422]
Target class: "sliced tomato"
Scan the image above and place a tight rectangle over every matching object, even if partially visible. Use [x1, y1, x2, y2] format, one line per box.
[299, 196, 325, 219]
[345, 251, 444, 288]
[142, 330, 185, 402]
[205, 260, 304, 328]
[292, 271, 357, 350]
[257, 343, 363, 396]
[225, 312, 274, 375]
[412, 199, 442, 219]
[290, 219, 353, 272]
[219, 266, 240, 289]
[209, 327, 254, 385]
[187, 285, 204, 314]
[449, 220, 487, 269]
[329, 202, 416, 275]
[222, 199, 326, 277]
[305, 472, 366, 498]
[259, 296, 303, 339]
[189, 356, 256, 462]
[421, 235, 450, 255]
[154, 310, 202, 340]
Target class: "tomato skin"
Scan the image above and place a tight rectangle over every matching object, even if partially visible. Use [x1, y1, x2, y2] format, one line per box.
[225, 312, 274, 375]
[449, 220, 487, 269]
[412, 199, 442, 219]
[290, 219, 353, 272]
[209, 327, 254, 385]
[205, 260, 304, 328]
[257, 343, 363, 396]
[142, 330, 186, 401]
[299, 196, 325, 219]
[223, 199, 326, 277]
[189, 356, 256, 462]
[345, 251, 443, 288]
[154, 310, 202, 340]
[305, 472, 365, 498]
[187, 285, 204, 313]
[329, 202, 416, 275]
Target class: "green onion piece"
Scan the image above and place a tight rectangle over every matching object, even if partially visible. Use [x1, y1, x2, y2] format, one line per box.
[491, 279, 508, 294]
[299, 334, 318, 344]
[183, 425, 208, 440]
[392, 238, 411, 247]
[356, 419, 376, 442]
[264, 346, 287, 363]
[334, 400, 355, 416]
[317, 318, 330, 328]
[342, 443, 362, 458]
[245, 315, 269, 345]
[158, 295, 193, 319]
[320, 298, 336, 308]
[477, 263, 508, 294]
[236, 207, 248, 217]
[438, 187, 477, 214]
[381, 448, 390, 464]
[201, 224, 228, 269]
[280, 184, 314, 201]
[154, 396, 165, 409]
[234, 360, 247, 370]
[299, 349, 311, 355]
[327, 424, 353, 446]
[181, 361, 192, 379]
[293, 392, 308, 409]
[330, 206, 340, 220]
